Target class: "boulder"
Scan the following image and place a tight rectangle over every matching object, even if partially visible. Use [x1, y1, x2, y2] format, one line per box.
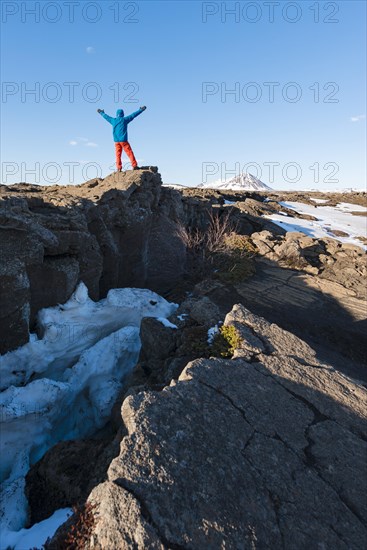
[189, 297, 220, 326]
[273, 240, 307, 268]
[79, 305, 367, 549]
[87, 482, 164, 550]
[251, 230, 277, 256]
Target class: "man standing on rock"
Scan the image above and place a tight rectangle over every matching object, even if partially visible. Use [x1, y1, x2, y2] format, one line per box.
[97, 106, 146, 171]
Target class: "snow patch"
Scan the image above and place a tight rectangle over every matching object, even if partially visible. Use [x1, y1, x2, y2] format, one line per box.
[177, 314, 188, 321]
[266, 201, 367, 249]
[334, 202, 367, 213]
[157, 317, 178, 329]
[1, 508, 72, 550]
[207, 325, 219, 344]
[310, 198, 329, 204]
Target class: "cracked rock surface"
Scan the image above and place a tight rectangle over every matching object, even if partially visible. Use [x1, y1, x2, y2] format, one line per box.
[83, 305, 367, 549]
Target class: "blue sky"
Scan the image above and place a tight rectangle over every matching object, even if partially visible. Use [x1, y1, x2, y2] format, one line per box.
[1, 0, 366, 189]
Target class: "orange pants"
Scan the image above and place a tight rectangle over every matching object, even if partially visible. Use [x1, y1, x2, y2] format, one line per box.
[115, 141, 137, 170]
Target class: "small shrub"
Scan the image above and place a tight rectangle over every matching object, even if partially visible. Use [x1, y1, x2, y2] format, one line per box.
[176, 324, 242, 360]
[44, 502, 96, 550]
[213, 250, 256, 283]
[176, 224, 205, 253]
[176, 211, 234, 255]
[211, 325, 242, 358]
[214, 233, 256, 283]
[223, 233, 257, 255]
[176, 211, 235, 278]
[176, 213, 256, 284]
[206, 211, 234, 253]
[65, 502, 96, 549]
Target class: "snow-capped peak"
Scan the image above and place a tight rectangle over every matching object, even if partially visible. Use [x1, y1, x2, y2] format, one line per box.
[200, 173, 272, 191]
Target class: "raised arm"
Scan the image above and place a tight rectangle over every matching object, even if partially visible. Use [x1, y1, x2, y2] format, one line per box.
[125, 106, 146, 124]
[97, 109, 114, 124]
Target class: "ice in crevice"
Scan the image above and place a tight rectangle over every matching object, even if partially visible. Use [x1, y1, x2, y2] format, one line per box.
[0, 282, 177, 546]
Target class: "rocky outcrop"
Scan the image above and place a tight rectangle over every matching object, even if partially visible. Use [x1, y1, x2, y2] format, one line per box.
[179, 188, 311, 235]
[129, 264, 367, 379]
[1, 172, 287, 355]
[264, 190, 367, 208]
[54, 304, 366, 549]
[250, 230, 367, 299]
[0, 170, 186, 353]
[1, 176, 366, 360]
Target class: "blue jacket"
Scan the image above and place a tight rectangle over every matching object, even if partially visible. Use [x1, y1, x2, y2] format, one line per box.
[99, 108, 144, 142]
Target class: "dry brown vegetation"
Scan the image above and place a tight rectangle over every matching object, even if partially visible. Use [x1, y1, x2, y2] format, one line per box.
[176, 211, 256, 282]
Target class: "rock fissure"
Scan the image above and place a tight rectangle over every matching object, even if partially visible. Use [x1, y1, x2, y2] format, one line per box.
[271, 382, 329, 425]
[197, 376, 308, 456]
[261, 487, 285, 549]
[254, 366, 367, 443]
[240, 430, 256, 454]
[288, 355, 333, 371]
[197, 379, 254, 430]
[242, 432, 360, 547]
[303, 428, 367, 530]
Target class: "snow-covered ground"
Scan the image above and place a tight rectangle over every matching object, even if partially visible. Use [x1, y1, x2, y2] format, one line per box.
[266, 202, 367, 249]
[310, 198, 329, 204]
[1, 508, 72, 550]
[334, 202, 367, 213]
[0, 283, 177, 549]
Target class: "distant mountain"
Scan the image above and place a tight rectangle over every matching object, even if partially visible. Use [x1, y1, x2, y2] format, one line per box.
[199, 173, 272, 192]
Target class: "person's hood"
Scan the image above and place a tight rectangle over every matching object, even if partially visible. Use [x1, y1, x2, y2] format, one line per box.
[116, 109, 124, 117]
